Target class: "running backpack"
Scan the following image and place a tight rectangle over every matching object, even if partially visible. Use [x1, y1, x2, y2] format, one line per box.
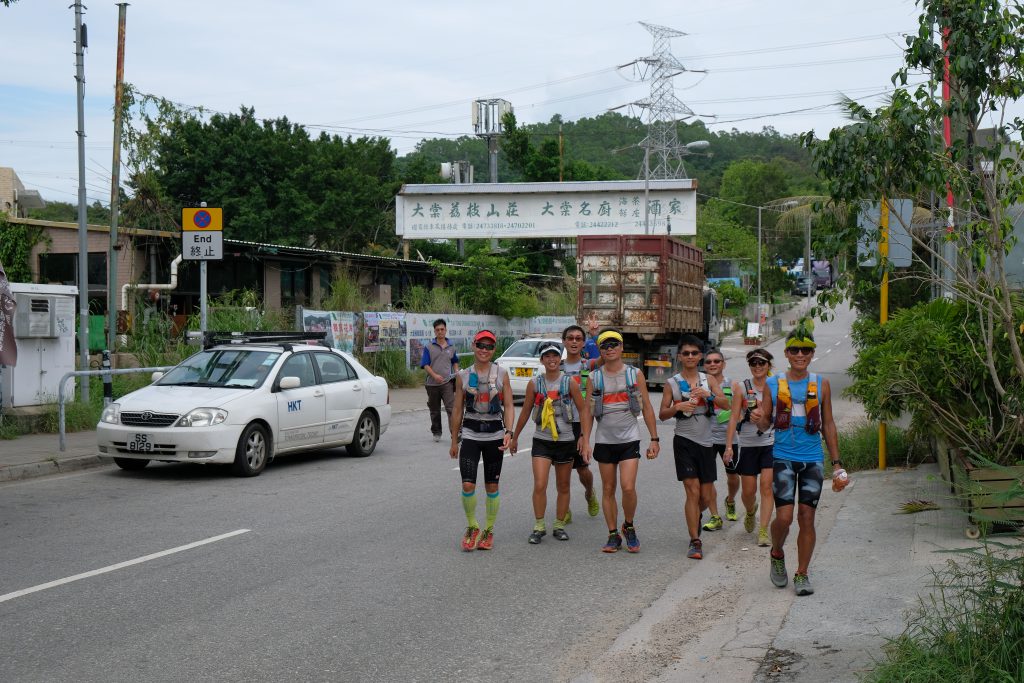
[591, 366, 642, 421]
[773, 375, 820, 434]
[531, 374, 573, 425]
[465, 364, 503, 415]
[667, 372, 712, 419]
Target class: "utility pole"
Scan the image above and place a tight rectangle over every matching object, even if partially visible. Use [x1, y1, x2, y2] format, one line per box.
[878, 196, 890, 470]
[757, 206, 763, 325]
[73, 0, 90, 402]
[107, 3, 128, 354]
[805, 212, 812, 311]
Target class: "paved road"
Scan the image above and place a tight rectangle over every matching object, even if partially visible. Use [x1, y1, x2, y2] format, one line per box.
[0, 305, 862, 682]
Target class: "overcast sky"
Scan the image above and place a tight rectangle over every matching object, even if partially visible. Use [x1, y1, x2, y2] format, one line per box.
[2, 0, 934, 207]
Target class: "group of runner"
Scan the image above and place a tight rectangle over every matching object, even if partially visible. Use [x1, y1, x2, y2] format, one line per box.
[422, 316, 847, 595]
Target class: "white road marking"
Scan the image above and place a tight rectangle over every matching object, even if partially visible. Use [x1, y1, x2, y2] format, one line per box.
[834, 341, 841, 346]
[825, 348, 832, 353]
[0, 529, 251, 604]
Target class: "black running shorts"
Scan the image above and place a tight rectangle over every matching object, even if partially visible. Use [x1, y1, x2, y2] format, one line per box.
[593, 441, 641, 465]
[532, 437, 576, 465]
[673, 435, 717, 483]
[735, 444, 774, 477]
[459, 438, 504, 484]
[571, 422, 589, 469]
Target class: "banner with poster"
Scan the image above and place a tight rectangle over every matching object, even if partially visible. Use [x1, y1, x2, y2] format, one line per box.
[405, 313, 575, 368]
[363, 312, 407, 352]
[300, 309, 356, 353]
[0, 260, 16, 367]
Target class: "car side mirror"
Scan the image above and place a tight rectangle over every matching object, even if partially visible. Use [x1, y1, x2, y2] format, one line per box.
[279, 376, 301, 390]
[151, 372, 164, 382]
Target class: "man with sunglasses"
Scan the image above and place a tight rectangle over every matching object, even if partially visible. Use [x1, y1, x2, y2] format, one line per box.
[586, 329, 661, 553]
[658, 335, 732, 560]
[450, 330, 515, 552]
[701, 350, 740, 532]
[759, 322, 844, 596]
[561, 324, 601, 518]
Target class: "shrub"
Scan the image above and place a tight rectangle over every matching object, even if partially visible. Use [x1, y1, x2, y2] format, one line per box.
[835, 421, 927, 474]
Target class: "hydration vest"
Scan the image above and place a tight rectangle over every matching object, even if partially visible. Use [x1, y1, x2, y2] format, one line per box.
[715, 378, 733, 424]
[668, 372, 712, 419]
[560, 360, 590, 398]
[591, 366, 642, 421]
[531, 374, 573, 425]
[465, 363, 503, 415]
[773, 374, 821, 435]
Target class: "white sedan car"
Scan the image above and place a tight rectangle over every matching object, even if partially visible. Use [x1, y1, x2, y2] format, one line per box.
[494, 337, 563, 399]
[97, 340, 391, 476]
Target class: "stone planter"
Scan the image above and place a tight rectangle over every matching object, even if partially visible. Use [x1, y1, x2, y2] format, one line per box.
[948, 447, 1024, 538]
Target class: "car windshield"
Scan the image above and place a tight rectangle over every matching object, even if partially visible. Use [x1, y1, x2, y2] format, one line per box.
[501, 340, 543, 358]
[158, 349, 281, 388]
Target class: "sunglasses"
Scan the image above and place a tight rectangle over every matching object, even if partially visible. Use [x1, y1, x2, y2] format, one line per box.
[679, 350, 701, 357]
[564, 335, 585, 342]
[704, 359, 722, 364]
[475, 342, 496, 350]
[599, 340, 622, 350]
[748, 359, 769, 367]
[787, 347, 814, 356]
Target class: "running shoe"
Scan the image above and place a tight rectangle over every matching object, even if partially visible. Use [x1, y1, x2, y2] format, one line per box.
[433, 433, 442, 443]
[477, 528, 494, 550]
[687, 538, 703, 560]
[622, 524, 640, 553]
[725, 498, 737, 522]
[602, 532, 622, 553]
[462, 526, 480, 552]
[794, 573, 814, 596]
[757, 526, 771, 547]
[702, 515, 724, 531]
[744, 502, 759, 534]
[770, 552, 788, 587]
[552, 527, 569, 541]
[587, 491, 600, 517]
[528, 529, 546, 544]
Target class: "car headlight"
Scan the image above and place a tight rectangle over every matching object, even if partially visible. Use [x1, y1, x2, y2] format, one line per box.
[100, 403, 120, 424]
[176, 408, 228, 427]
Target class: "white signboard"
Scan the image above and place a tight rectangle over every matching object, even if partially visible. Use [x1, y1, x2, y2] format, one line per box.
[396, 180, 696, 239]
[182, 231, 224, 261]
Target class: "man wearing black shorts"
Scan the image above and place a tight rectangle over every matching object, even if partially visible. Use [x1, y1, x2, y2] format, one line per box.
[586, 330, 660, 553]
[658, 335, 730, 560]
[561, 324, 600, 518]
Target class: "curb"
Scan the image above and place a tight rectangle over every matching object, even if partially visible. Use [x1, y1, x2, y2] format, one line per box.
[0, 455, 113, 483]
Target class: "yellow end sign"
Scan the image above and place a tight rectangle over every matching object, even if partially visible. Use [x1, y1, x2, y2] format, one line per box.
[182, 207, 223, 232]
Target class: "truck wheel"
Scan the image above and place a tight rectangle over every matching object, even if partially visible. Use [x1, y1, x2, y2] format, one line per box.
[114, 457, 149, 471]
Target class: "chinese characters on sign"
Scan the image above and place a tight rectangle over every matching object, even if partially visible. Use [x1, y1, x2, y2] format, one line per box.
[181, 207, 224, 261]
[395, 181, 696, 239]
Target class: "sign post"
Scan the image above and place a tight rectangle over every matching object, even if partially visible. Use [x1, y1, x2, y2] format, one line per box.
[182, 206, 223, 339]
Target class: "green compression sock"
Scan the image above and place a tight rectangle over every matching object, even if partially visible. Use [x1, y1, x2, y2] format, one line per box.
[533, 518, 546, 532]
[461, 490, 478, 528]
[553, 517, 566, 531]
[485, 491, 500, 530]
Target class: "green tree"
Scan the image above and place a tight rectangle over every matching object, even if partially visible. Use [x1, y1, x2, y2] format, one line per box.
[436, 252, 539, 318]
[804, 0, 1024, 459]
[28, 200, 112, 225]
[696, 202, 758, 265]
[718, 159, 790, 226]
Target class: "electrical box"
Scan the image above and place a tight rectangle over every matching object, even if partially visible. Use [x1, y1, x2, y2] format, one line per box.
[14, 293, 58, 338]
[0, 283, 78, 408]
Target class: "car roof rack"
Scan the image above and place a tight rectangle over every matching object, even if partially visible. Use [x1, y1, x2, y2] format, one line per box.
[202, 331, 328, 352]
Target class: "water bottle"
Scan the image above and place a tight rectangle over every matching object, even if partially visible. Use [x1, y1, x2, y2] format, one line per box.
[832, 468, 849, 492]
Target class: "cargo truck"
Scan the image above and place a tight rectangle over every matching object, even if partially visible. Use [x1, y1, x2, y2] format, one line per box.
[577, 234, 720, 388]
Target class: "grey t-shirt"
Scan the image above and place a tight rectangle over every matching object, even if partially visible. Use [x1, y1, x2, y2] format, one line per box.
[457, 364, 507, 441]
[592, 368, 640, 444]
[736, 380, 775, 447]
[532, 374, 575, 443]
[666, 372, 713, 447]
[708, 375, 738, 445]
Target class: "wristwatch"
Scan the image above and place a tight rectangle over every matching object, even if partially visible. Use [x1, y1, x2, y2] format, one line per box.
[650, 437, 660, 442]
[831, 459, 843, 467]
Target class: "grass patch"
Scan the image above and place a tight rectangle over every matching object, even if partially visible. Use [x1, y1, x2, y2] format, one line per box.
[865, 544, 1024, 682]
[356, 348, 422, 388]
[835, 421, 929, 474]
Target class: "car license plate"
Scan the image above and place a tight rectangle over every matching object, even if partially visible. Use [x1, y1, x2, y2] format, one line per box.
[514, 367, 533, 377]
[128, 433, 154, 452]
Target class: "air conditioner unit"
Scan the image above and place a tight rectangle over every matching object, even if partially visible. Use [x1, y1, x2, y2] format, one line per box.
[14, 294, 58, 338]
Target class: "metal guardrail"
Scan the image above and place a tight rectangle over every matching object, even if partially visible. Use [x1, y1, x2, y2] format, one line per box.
[58, 366, 173, 452]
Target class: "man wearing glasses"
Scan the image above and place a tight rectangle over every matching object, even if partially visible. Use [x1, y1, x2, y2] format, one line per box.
[586, 329, 661, 553]
[759, 322, 844, 596]
[561, 325, 601, 518]
[658, 335, 732, 560]
[449, 330, 515, 552]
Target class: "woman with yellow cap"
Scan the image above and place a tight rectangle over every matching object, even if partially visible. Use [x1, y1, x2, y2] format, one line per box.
[759, 320, 846, 597]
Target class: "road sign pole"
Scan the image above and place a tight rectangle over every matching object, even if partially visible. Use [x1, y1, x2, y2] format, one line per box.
[200, 260, 208, 338]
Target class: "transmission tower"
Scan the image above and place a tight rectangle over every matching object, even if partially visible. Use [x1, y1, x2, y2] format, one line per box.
[615, 22, 704, 180]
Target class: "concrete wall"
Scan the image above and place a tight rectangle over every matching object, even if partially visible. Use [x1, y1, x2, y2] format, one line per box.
[0, 167, 26, 217]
